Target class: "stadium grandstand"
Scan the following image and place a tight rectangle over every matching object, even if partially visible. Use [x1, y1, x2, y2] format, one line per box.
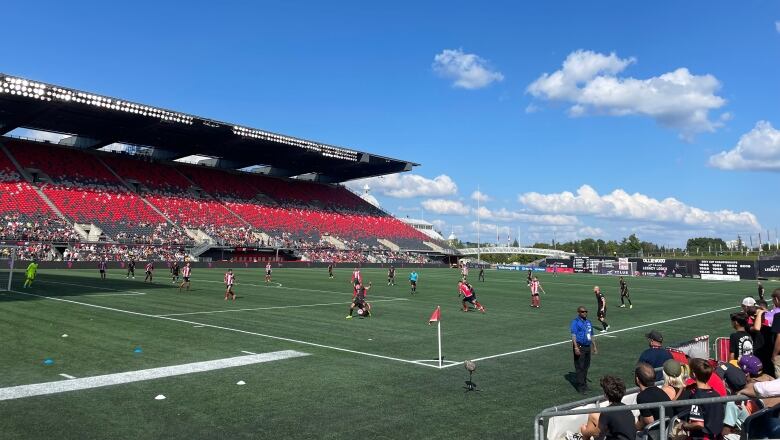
[0, 73, 454, 264]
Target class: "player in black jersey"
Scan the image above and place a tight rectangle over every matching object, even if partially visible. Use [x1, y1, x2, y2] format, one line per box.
[170, 261, 180, 284]
[126, 258, 136, 279]
[594, 286, 610, 332]
[328, 263, 334, 279]
[346, 281, 372, 319]
[387, 265, 396, 286]
[618, 276, 632, 309]
[526, 269, 533, 287]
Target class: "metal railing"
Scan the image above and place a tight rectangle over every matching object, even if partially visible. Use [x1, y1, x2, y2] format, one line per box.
[534, 393, 749, 440]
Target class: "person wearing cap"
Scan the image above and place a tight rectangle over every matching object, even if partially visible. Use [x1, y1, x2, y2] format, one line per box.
[661, 359, 687, 403]
[741, 296, 756, 313]
[739, 355, 780, 408]
[571, 306, 597, 393]
[638, 330, 673, 381]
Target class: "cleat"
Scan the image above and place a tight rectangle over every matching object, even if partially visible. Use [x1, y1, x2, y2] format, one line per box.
[619, 305, 625, 308]
[345, 315, 352, 319]
[605, 325, 611, 331]
[629, 305, 633, 309]
[600, 329, 607, 333]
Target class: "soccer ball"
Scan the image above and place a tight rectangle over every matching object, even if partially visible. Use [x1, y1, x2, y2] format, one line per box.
[357, 308, 365, 316]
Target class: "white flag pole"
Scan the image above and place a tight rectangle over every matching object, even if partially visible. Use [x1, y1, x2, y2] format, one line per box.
[437, 316, 442, 368]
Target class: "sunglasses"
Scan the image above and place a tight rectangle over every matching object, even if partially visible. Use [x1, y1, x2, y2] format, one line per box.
[578, 310, 588, 313]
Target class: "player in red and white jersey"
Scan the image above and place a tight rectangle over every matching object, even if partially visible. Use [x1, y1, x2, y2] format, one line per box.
[529, 276, 544, 308]
[458, 281, 485, 313]
[224, 269, 237, 301]
[351, 267, 362, 286]
[179, 262, 192, 292]
[144, 262, 154, 283]
[265, 262, 272, 284]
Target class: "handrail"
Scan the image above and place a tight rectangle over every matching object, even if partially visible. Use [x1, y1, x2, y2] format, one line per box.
[533, 393, 749, 440]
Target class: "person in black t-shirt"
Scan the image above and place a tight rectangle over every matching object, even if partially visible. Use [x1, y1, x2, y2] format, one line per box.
[579, 375, 635, 440]
[635, 362, 670, 431]
[729, 312, 754, 361]
[682, 358, 725, 440]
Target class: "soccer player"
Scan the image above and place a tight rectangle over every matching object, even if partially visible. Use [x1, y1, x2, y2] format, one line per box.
[144, 261, 154, 283]
[170, 261, 180, 284]
[594, 286, 610, 332]
[346, 281, 372, 319]
[328, 263, 334, 279]
[98, 258, 107, 281]
[461, 263, 469, 281]
[758, 281, 766, 302]
[409, 271, 418, 294]
[224, 269, 237, 301]
[529, 276, 544, 308]
[265, 262, 272, 284]
[23, 259, 38, 288]
[179, 262, 191, 292]
[618, 276, 632, 308]
[351, 267, 362, 286]
[458, 281, 485, 313]
[478, 267, 485, 282]
[387, 265, 395, 286]
[126, 258, 135, 279]
[526, 269, 533, 287]
[552, 263, 558, 277]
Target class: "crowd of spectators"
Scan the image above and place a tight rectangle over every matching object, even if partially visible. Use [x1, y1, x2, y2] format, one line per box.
[66, 243, 186, 262]
[0, 214, 79, 242]
[564, 288, 780, 440]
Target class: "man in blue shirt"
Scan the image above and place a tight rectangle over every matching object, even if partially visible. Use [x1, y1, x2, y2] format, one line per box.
[571, 306, 598, 393]
[638, 330, 672, 381]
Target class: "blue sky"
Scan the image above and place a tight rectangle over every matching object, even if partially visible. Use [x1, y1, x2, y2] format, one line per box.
[4, 1, 779, 247]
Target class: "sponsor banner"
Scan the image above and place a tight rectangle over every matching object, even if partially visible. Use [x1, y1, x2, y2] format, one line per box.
[701, 274, 740, 282]
[635, 258, 673, 277]
[496, 265, 545, 271]
[596, 267, 632, 276]
[546, 258, 574, 269]
[759, 260, 780, 278]
[546, 267, 574, 274]
[737, 261, 757, 280]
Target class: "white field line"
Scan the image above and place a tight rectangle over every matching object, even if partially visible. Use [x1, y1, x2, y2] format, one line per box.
[36, 280, 147, 296]
[439, 305, 738, 369]
[476, 277, 746, 297]
[0, 351, 307, 401]
[241, 351, 257, 355]
[156, 298, 409, 317]
[189, 277, 401, 300]
[10, 290, 439, 370]
[59, 374, 77, 379]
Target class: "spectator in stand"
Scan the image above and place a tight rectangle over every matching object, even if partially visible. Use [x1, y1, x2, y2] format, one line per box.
[577, 376, 635, 440]
[770, 289, 780, 378]
[638, 330, 673, 381]
[680, 358, 725, 440]
[739, 354, 780, 408]
[634, 362, 670, 432]
[661, 359, 688, 403]
[729, 312, 754, 361]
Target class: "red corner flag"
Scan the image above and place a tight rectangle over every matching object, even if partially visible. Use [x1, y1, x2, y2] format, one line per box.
[428, 306, 441, 325]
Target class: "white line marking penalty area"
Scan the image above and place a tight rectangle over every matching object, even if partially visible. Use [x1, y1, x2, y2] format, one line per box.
[0, 351, 308, 401]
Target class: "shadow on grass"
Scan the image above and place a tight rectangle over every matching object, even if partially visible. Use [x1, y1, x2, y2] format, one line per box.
[1, 271, 177, 302]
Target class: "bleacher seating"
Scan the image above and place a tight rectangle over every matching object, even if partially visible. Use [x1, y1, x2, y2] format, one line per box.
[1, 138, 447, 258]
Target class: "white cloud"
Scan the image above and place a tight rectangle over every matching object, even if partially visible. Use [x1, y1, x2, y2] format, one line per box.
[476, 206, 579, 225]
[470, 190, 492, 203]
[519, 184, 760, 231]
[421, 199, 471, 216]
[347, 173, 458, 199]
[9, 128, 69, 143]
[709, 121, 780, 171]
[430, 219, 447, 231]
[527, 50, 727, 139]
[433, 49, 504, 89]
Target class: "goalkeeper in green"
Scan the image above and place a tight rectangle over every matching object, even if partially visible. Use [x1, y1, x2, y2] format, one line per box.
[24, 260, 38, 288]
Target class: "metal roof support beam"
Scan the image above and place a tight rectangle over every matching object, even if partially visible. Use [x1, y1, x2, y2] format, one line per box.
[150, 148, 184, 161]
[253, 166, 296, 178]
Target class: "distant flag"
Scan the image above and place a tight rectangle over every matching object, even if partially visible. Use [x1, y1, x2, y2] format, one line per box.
[428, 306, 441, 325]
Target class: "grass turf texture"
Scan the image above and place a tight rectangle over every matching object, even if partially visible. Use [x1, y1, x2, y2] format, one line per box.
[0, 267, 763, 439]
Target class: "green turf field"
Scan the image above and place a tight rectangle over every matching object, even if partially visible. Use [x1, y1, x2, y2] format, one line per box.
[0, 266, 764, 439]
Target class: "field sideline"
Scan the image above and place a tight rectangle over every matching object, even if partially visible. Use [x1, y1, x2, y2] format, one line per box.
[0, 267, 761, 439]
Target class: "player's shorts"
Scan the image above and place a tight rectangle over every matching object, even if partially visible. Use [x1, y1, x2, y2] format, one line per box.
[353, 299, 366, 308]
[597, 310, 606, 319]
[462, 296, 475, 304]
[99, 269, 105, 273]
[226, 283, 234, 290]
[410, 281, 417, 287]
[531, 293, 539, 297]
[183, 277, 190, 282]
[621, 291, 630, 297]
[266, 270, 271, 276]
[26, 276, 35, 281]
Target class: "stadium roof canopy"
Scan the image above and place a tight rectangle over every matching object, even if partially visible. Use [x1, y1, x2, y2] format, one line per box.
[0, 73, 418, 183]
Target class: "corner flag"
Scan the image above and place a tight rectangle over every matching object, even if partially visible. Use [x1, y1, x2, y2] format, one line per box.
[428, 306, 441, 325]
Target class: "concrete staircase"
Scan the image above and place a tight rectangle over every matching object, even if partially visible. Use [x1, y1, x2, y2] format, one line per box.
[323, 235, 347, 250]
[377, 239, 400, 251]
